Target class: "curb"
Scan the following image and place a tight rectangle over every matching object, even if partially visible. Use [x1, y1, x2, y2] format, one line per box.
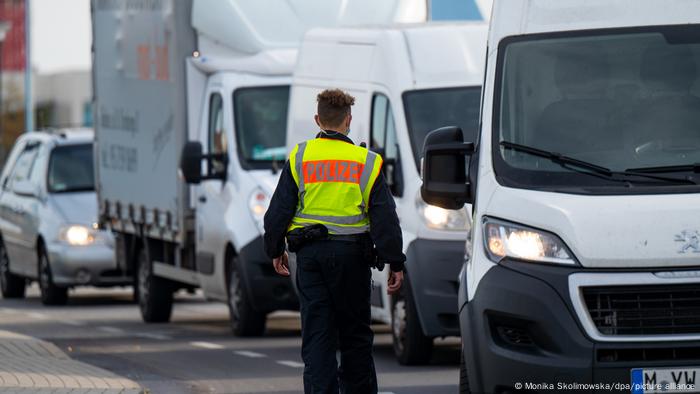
[0, 329, 143, 393]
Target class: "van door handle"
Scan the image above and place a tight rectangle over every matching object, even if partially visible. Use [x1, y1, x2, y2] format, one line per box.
[198, 195, 207, 203]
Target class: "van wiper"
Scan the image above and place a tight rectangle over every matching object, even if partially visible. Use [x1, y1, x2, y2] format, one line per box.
[626, 163, 700, 174]
[500, 141, 697, 185]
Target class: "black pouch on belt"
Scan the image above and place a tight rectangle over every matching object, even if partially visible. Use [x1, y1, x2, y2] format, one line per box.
[286, 224, 329, 253]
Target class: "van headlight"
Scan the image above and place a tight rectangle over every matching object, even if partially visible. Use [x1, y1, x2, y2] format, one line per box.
[249, 188, 270, 233]
[416, 192, 470, 231]
[483, 217, 576, 265]
[58, 224, 108, 246]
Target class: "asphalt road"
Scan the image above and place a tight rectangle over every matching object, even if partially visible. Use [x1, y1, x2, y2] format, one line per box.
[0, 285, 460, 394]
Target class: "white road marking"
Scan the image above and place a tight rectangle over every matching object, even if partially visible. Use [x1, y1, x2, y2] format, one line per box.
[98, 326, 124, 334]
[276, 360, 305, 368]
[379, 392, 396, 394]
[0, 307, 15, 313]
[190, 341, 225, 350]
[27, 312, 47, 319]
[136, 333, 171, 340]
[60, 320, 85, 326]
[234, 350, 266, 358]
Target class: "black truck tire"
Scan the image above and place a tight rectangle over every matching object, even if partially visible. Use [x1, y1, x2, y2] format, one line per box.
[391, 279, 433, 365]
[0, 239, 25, 299]
[38, 246, 68, 305]
[137, 245, 173, 323]
[227, 254, 266, 337]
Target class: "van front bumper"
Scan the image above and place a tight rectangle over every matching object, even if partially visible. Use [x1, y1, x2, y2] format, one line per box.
[406, 238, 465, 337]
[238, 236, 299, 313]
[462, 260, 700, 394]
[46, 242, 130, 286]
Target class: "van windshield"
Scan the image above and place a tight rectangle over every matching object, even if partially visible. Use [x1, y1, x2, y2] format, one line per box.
[48, 143, 95, 193]
[403, 87, 481, 169]
[233, 86, 290, 170]
[495, 25, 700, 193]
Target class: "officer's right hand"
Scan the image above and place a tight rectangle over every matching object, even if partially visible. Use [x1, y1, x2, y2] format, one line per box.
[273, 252, 290, 276]
[387, 270, 403, 295]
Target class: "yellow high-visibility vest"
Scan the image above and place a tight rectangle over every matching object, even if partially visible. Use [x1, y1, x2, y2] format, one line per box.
[287, 137, 383, 235]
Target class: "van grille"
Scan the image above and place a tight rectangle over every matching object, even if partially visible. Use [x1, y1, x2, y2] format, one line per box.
[582, 284, 700, 336]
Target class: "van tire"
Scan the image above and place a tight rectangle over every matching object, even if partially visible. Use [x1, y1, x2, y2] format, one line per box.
[137, 244, 173, 323]
[38, 246, 68, 305]
[227, 254, 266, 336]
[0, 239, 25, 299]
[391, 279, 433, 365]
[459, 349, 471, 393]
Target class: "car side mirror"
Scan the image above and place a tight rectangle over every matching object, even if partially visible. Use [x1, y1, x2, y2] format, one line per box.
[13, 180, 40, 198]
[420, 126, 474, 209]
[179, 141, 228, 184]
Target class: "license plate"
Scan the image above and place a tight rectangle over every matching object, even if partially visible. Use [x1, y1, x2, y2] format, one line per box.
[631, 367, 699, 394]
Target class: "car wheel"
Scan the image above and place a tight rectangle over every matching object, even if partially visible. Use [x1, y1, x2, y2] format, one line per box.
[0, 239, 25, 299]
[391, 279, 433, 365]
[227, 254, 266, 337]
[137, 244, 173, 323]
[38, 247, 68, 305]
[460, 348, 471, 394]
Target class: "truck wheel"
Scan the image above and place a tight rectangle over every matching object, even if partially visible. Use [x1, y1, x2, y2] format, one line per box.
[227, 255, 266, 336]
[460, 349, 471, 394]
[0, 239, 25, 299]
[137, 245, 173, 323]
[391, 280, 433, 365]
[38, 246, 68, 305]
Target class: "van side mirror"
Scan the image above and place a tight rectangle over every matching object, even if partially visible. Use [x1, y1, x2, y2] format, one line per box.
[420, 126, 474, 209]
[371, 146, 404, 197]
[13, 180, 40, 198]
[179, 141, 228, 184]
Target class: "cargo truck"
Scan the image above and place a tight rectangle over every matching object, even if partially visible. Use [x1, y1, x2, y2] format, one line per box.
[92, 0, 426, 335]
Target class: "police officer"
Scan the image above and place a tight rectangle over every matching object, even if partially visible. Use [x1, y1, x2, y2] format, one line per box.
[264, 88, 405, 394]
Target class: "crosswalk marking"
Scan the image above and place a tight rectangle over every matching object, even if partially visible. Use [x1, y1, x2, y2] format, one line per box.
[190, 341, 224, 349]
[98, 326, 124, 334]
[276, 360, 305, 368]
[136, 333, 171, 341]
[234, 350, 266, 358]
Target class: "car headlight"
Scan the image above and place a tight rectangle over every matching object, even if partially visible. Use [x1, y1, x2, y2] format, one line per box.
[249, 188, 270, 232]
[58, 224, 107, 246]
[416, 192, 470, 231]
[482, 217, 576, 265]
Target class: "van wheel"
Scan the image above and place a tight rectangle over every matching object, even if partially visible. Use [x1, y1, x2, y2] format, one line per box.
[391, 280, 433, 365]
[0, 239, 25, 298]
[137, 245, 173, 323]
[227, 255, 266, 336]
[460, 349, 471, 394]
[38, 247, 68, 305]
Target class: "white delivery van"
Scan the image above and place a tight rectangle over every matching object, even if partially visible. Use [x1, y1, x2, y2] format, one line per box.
[287, 22, 487, 364]
[93, 0, 426, 335]
[421, 0, 700, 392]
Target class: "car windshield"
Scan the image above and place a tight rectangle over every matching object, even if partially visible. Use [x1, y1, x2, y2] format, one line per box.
[495, 25, 700, 193]
[48, 143, 94, 193]
[233, 86, 290, 170]
[404, 87, 481, 169]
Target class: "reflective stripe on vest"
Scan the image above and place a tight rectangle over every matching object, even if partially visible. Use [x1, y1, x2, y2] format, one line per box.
[288, 138, 382, 235]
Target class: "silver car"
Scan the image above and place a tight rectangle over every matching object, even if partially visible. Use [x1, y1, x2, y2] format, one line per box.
[0, 129, 130, 305]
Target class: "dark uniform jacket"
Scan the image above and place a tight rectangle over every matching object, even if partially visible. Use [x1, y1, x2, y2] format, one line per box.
[263, 131, 406, 272]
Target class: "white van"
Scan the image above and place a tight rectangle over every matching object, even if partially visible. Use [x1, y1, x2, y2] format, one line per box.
[287, 22, 487, 364]
[421, 1, 700, 392]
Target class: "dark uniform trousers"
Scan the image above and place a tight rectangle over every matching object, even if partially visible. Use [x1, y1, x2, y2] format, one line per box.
[295, 238, 378, 394]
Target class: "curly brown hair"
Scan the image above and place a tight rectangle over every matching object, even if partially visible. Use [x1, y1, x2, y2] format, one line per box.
[316, 89, 355, 128]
